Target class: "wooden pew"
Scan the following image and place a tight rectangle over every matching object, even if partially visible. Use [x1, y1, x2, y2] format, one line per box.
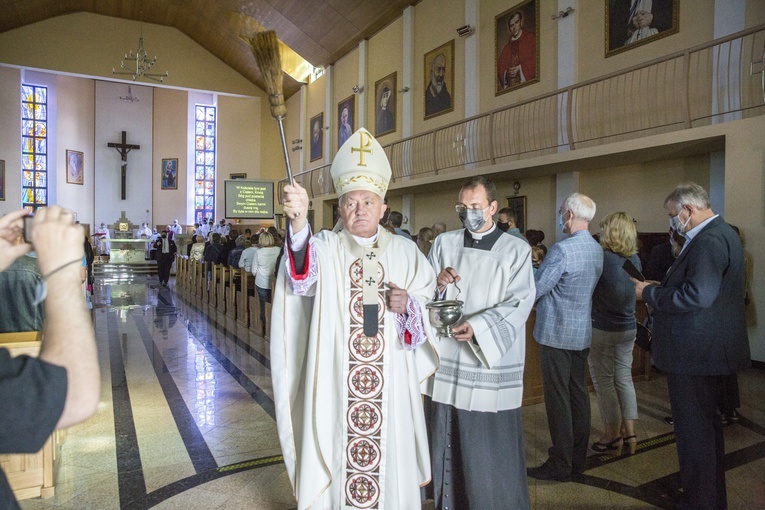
[249, 287, 262, 336]
[0, 332, 62, 500]
[216, 265, 228, 313]
[226, 266, 237, 321]
[237, 269, 251, 328]
[194, 260, 204, 303]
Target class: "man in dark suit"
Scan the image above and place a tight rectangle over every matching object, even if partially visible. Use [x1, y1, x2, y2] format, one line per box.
[633, 183, 750, 510]
[154, 230, 177, 286]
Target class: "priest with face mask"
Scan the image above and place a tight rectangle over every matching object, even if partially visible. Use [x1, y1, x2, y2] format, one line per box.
[426, 175, 535, 509]
[274, 128, 439, 510]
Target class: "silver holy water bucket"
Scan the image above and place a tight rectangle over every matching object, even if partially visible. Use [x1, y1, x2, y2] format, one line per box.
[426, 300, 464, 338]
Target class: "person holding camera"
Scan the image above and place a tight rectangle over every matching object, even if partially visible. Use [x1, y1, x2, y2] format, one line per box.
[0, 207, 100, 509]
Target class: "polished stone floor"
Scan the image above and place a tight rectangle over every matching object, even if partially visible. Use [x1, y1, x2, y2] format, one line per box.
[18, 277, 765, 509]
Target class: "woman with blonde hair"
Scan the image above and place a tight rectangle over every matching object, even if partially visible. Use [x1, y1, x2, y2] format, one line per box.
[251, 231, 281, 328]
[416, 227, 434, 257]
[589, 211, 641, 455]
[189, 235, 206, 262]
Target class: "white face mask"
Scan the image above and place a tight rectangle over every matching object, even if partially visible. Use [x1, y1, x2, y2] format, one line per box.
[670, 209, 691, 234]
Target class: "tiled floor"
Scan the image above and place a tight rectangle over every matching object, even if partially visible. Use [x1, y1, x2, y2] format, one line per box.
[18, 277, 765, 509]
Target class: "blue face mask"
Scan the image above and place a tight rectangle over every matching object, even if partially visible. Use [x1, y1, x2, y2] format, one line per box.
[459, 208, 487, 232]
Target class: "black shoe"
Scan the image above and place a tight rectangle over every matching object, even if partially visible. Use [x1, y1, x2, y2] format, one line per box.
[527, 462, 571, 482]
[729, 410, 740, 421]
[721, 413, 729, 425]
[663, 416, 674, 426]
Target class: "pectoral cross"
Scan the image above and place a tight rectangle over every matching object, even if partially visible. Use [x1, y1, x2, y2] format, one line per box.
[108, 131, 140, 200]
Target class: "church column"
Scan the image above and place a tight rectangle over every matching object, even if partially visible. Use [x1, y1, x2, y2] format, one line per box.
[712, 0, 746, 124]
[324, 65, 333, 165]
[464, 0, 479, 118]
[554, 1, 579, 242]
[299, 83, 307, 173]
[358, 40, 368, 128]
[402, 6, 415, 138]
[709, 151, 726, 215]
[557, 0, 577, 151]
[555, 172, 579, 243]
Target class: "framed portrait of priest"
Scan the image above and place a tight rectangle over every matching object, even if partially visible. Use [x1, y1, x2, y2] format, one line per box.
[606, 0, 679, 57]
[424, 40, 454, 119]
[309, 112, 324, 162]
[495, 0, 540, 96]
[375, 72, 396, 137]
[338, 96, 355, 150]
[66, 149, 84, 185]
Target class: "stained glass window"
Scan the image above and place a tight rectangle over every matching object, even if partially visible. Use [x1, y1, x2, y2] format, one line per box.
[194, 105, 216, 225]
[21, 84, 48, 209]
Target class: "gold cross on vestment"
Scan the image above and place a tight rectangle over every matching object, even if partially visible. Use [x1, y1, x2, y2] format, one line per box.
[351, 131, 373, 166]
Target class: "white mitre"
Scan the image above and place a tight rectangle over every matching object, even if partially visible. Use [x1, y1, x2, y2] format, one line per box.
[330, 127, 391, 198]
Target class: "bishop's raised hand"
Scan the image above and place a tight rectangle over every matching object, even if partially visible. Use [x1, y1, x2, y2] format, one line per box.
[282, 182, 309, 233]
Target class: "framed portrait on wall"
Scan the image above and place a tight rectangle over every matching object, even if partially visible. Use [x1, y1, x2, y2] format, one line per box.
[0, 160, 5, 200]
[374, 72, 397, 137]
[606, 0, 679, 57]
[161, 158, 178, 190]
[495, 0, 540, 95]
[66, 150, 84, 185]
[506, 195, 527, 234]
[338, 96, 355, 150]
[424, 40, 455, 119]
[309, 112, 324, 162]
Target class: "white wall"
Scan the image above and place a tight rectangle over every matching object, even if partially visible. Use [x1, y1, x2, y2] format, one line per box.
[94, 81, 153, 227]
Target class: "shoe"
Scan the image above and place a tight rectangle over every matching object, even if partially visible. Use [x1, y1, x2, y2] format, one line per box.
[591, 437, 623, 455]
[720, 413, 729, 425]
[729, 410, 740, 422]
[663, 416, 674, 426]
[527, 462, 571, 482]
[623, 435, 638, 455]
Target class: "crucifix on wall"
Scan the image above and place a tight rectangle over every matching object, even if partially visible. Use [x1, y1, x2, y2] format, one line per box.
[108, 130, 140, 200]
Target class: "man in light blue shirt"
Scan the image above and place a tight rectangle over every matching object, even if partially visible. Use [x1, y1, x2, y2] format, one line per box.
[527, 192, 603, 482]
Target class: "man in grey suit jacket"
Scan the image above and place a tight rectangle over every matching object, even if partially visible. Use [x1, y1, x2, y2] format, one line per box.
[634, 183, 750, 510]
[528, 193, 603, 482]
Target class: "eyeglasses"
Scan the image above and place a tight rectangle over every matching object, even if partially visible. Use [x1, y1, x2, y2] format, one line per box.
[455, 204, 488, 214]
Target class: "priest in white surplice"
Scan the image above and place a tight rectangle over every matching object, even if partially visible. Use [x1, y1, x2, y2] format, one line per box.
[273, 128, 439, 510]
[426, 175, 535, 509]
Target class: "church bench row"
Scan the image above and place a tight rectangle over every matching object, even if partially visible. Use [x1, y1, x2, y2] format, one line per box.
[174, 256, 272, 339]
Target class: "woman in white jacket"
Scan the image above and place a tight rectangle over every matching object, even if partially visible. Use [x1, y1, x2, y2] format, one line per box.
[251, 231, 281, 325]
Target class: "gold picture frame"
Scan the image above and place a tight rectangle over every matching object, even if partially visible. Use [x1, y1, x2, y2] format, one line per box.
[66, 150, 84, 185]
[506, 195, 527, 234]
[374, 72, 397, 137]
[309, 112, 324, 162]
[606, 0, 679, 57]
[337, 96, 355, 150]
[424, 40, 455, 120]
[495, 0, 540, 96]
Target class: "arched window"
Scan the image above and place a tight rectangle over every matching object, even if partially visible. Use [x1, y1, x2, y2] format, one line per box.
[194, 105, 216, 224]
[21, 84, 48, 209]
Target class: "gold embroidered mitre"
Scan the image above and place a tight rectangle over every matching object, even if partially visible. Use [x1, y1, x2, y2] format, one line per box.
[330, 128, 391, 198]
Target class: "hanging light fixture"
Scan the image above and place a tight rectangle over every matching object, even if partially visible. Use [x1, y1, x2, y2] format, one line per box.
[112, 11, 168, 83]
[119, 85, 140, 103]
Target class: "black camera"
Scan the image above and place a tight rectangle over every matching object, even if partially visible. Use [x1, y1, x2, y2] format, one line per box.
[23, 215, 34, 244]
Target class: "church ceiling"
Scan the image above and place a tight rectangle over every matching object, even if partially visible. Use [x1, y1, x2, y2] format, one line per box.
[0, 0, 419, 97]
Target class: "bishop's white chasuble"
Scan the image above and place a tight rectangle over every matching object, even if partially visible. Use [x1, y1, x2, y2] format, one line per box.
[271, 227, 438, 510]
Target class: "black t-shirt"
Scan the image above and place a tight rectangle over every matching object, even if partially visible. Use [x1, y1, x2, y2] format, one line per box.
[0, 349, 68, 509]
